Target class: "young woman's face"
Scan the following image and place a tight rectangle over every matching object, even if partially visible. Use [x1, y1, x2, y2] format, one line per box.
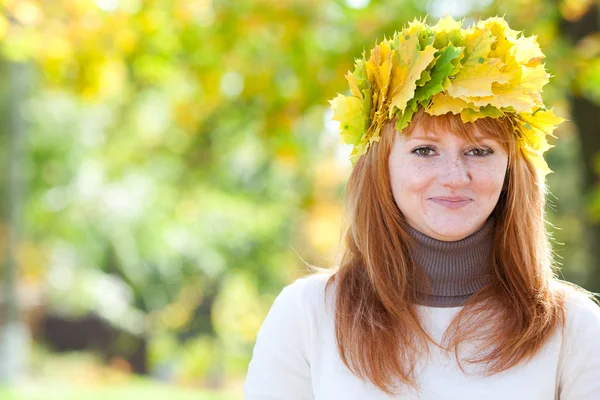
[388, 124, 508, 241]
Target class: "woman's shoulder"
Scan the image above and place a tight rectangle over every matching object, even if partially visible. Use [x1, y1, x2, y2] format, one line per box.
[278, 270, 337, 309]
[557, 281, 600, 333]
[553, 282, 600, 396]
[260, 271, 337, 337]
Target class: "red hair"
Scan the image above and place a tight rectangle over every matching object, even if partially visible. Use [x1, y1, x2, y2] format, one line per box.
[324, 108, 592, 394]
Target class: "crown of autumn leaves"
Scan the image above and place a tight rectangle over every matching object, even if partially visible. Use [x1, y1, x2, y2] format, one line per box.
[329, 16, 565, 176]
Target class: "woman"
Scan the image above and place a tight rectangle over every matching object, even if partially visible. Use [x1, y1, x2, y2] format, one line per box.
[244, 16, 600, 399]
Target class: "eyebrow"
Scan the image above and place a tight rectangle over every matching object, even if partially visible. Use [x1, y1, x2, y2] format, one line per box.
[407, 135, 440, 142]
[407, 135, 491, 142]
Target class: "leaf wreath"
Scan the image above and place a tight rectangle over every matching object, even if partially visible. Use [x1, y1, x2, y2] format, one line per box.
[329, 16, 565, 176]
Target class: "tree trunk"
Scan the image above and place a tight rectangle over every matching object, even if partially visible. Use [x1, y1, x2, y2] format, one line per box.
[559, 5, 600, 294]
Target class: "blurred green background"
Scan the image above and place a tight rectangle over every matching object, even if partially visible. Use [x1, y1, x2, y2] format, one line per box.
[1, 0, 600, 398]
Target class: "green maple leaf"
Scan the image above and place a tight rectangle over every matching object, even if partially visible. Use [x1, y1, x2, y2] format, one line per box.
[414, 45, 463, 103]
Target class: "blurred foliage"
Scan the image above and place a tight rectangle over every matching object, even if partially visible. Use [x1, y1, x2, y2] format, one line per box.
[1, 0, 600, 386]
[0, 343, 238, 399]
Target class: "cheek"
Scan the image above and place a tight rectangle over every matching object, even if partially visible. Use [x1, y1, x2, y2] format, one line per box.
[389, 158, 431, 201]
[473, 162, 507, 197]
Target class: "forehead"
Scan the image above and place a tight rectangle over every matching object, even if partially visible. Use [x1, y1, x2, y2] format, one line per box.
[400, 109, 510, 146]
[403, 126, 489, 142]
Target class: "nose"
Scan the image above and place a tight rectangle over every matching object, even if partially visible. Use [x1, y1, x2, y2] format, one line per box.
[438, 156, 470, 187]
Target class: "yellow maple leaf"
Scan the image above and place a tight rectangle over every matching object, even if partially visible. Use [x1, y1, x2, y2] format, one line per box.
[403, 18, 429, 37]
[524, 150, 553, 177]
[349, 131, 380, 165]
[433, 15, 462, 33]
[460, 105, 503, 123]
[365, 41, 394, 119]
[378, 43, 393, 106]
[462, 64, 549, 112]
[513, 108, 565, 176]
[460, 107, 483, 123]
[449, 57, 512, 98]
[388, 34, 437, 116]
[329, 94, 365, 146]
[495, 33, 544, 80]
[432, 15, 464, 48]
[447, 28, 511, 98]
[512, 35, 545, 67]
[425, 92, 478, 115]
[346, 70, 363, 99]
[477, 17, 519, 60]
[516, 108, 564, 148]
[518, 64, 549, 91]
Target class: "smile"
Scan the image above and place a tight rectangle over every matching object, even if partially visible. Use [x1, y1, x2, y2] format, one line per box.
[429, 198, 473, 209]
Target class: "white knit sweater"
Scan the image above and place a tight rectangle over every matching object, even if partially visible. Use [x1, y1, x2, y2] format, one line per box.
[244, 273, 600, 400]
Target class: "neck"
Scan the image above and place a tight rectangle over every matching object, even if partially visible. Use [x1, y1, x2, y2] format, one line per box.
[405, 218, 495, 308]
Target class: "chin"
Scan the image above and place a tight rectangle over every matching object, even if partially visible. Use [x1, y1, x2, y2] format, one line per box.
[426, 220, 482, 241]
[430, 229, 472, 241]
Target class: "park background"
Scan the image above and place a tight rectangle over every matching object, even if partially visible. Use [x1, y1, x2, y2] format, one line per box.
[1, 0, 600, 399]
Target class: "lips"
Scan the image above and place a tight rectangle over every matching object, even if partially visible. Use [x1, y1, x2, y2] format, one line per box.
[429, 197, 472, 209]
[431, 197, 471, 202]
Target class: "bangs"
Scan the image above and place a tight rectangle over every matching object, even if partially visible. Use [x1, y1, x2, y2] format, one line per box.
[400, 107, 513, 152]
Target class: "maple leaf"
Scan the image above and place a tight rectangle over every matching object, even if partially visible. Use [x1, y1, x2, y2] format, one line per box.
[396, 98, 419, 132]
[512, 35, 545, 67]
[416, 69, 432, 87]
[477, 17, 519, 60]
[465, 64, 549, 112]
[447, 28, 511, 98]
[460, 104, 503, 123]
[425, 92, 478, 116]
[512, 108, 565, 176]
[432, 15, 464, 48]
[387, 33, 437, 116]
[403, 18, 437, 50]
[352, 57, 370, 91]
[329, 94, 366, 146]
[515, 108, 564, 150]
[523, 148, 553, 176]
[414, 45, 463, 103]
[350, 135, 370, 165]
[433, 15, 462, 33]
[346, 70, 363, 100]
[344, 58, 373, 128]
[367, 41, 393, 103]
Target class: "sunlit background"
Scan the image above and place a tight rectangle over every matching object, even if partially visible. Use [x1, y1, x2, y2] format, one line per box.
[1, 0, 600, 399]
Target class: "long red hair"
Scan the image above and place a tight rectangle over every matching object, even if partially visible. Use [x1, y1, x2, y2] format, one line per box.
[324, 108, 591, 394]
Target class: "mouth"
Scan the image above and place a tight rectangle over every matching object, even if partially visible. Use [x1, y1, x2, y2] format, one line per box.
[429, 197, 472, 209]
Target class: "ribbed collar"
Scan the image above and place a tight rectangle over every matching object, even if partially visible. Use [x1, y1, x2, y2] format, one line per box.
[405, 217, 495, 308]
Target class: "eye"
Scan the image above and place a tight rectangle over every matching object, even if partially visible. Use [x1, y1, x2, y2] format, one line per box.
[412, 146, 436, 157]
[467, 147, 494, 157]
